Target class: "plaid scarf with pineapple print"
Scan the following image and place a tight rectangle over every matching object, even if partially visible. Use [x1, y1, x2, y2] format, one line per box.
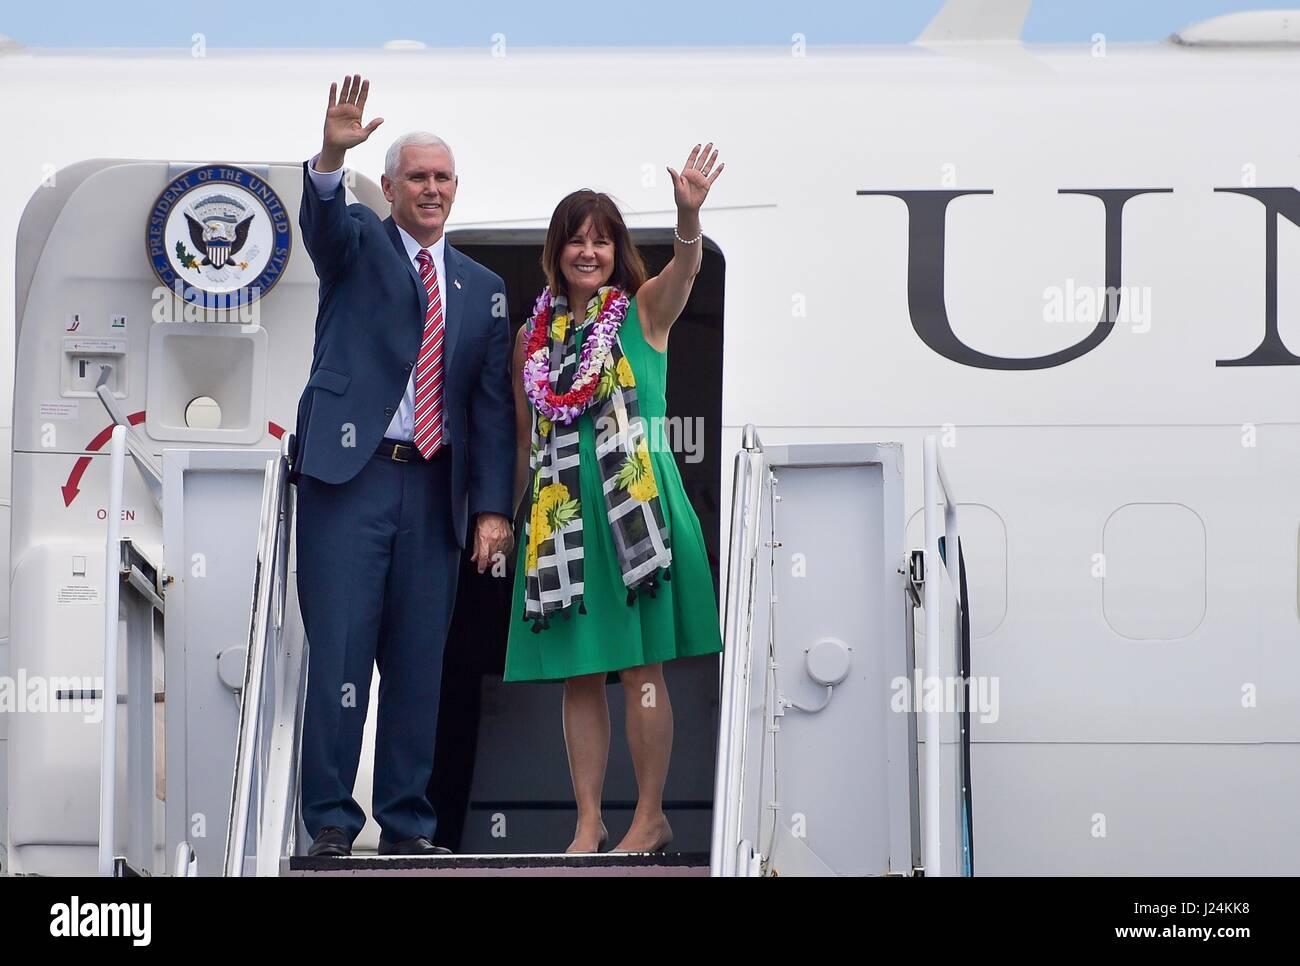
[522, 288, 672, 632]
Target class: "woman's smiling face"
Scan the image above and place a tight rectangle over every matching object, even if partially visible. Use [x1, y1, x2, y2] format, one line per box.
[560, 216, 615, 306]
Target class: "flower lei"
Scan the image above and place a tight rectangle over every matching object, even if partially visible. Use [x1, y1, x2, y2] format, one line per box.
[522, 285, 630, 425]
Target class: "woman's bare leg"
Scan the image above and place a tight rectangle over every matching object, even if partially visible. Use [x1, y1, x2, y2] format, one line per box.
[562, 671, 610, 852]
[613, 663, 674, 851]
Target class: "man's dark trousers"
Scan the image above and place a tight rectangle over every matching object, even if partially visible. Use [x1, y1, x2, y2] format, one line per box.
[297, 442, 459, 842]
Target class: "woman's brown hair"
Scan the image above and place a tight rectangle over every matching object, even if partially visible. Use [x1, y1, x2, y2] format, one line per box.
[541, 190, 648, 301]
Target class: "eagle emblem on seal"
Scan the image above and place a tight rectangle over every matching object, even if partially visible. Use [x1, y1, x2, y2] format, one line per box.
[177, 193, 256, 272]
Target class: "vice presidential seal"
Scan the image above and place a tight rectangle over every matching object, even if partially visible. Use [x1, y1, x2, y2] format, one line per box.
[146, 163, 292, 309]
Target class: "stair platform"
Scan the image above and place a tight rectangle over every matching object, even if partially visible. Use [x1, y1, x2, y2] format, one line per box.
[282, 851, 710, 877]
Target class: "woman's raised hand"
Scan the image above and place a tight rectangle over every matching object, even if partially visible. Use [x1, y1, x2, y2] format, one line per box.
[320, 73, 384, 169]
[666, 143, 724, 213]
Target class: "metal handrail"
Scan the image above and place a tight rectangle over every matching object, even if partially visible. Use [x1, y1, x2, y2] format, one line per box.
[710, 424, 765, 877]
[97, 425, 164, 877]
[173, 841, 197, 877]
[97, 426, 127, 877]
[921, 434, 962, 877]
[223, 436, 299, 876]
[95, 365, 162, 507]
[254, 444, 305, 875]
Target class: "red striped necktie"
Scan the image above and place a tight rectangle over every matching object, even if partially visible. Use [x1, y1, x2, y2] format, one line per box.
[412, 248, 445, 458]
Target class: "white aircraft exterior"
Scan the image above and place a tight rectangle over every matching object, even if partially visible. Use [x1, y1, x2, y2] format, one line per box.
[1, 2, 1298, 875]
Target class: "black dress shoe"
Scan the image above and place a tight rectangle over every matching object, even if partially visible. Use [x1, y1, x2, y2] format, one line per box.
[307, 826, 353, 857]
[378, 835, 452, 856]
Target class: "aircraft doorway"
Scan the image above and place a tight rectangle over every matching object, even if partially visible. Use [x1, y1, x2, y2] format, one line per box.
[429, 229, 725, 854]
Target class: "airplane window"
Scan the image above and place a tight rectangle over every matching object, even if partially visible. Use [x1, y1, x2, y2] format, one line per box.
[1102, 503, 1206, 640]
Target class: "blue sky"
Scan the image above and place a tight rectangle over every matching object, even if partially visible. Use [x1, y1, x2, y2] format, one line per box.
[1, 0, 1294, 47]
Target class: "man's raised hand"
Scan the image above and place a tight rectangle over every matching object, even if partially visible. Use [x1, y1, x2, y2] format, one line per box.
[319, 73, 384, 172]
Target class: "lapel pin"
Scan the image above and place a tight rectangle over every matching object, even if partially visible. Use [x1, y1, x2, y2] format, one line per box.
[454, 278, 462, 290]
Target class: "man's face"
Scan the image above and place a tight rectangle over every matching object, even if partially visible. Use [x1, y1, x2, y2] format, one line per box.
[382, 143, 458, 244]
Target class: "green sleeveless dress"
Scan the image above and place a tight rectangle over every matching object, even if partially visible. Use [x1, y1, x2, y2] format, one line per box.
[504, 297, 723, 683]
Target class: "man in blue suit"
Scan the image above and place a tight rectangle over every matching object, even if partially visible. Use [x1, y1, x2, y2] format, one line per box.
[292, 74, 515, 856]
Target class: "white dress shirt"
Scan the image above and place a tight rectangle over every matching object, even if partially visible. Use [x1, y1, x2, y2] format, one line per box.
[307, 156, 447, 442]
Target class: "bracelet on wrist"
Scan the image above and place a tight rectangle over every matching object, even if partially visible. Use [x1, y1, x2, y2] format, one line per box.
[674, 225, 703, 245]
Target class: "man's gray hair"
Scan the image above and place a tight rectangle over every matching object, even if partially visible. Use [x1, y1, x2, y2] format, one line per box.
[384, 132, 456, 179]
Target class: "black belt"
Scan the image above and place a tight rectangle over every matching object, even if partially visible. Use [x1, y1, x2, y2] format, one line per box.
[375, 438, 430, 463]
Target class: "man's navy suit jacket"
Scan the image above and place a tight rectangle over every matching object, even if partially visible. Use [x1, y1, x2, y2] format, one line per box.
[291, 162, 514, 548]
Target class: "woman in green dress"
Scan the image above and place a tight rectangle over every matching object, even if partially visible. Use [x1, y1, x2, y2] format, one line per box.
[506, 144, 726, 853]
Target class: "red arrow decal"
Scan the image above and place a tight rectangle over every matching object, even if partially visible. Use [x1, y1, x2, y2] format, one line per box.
[62, 414, 286, 506]
[61, 412, 148, 507]
[62, 456, 90, 506]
